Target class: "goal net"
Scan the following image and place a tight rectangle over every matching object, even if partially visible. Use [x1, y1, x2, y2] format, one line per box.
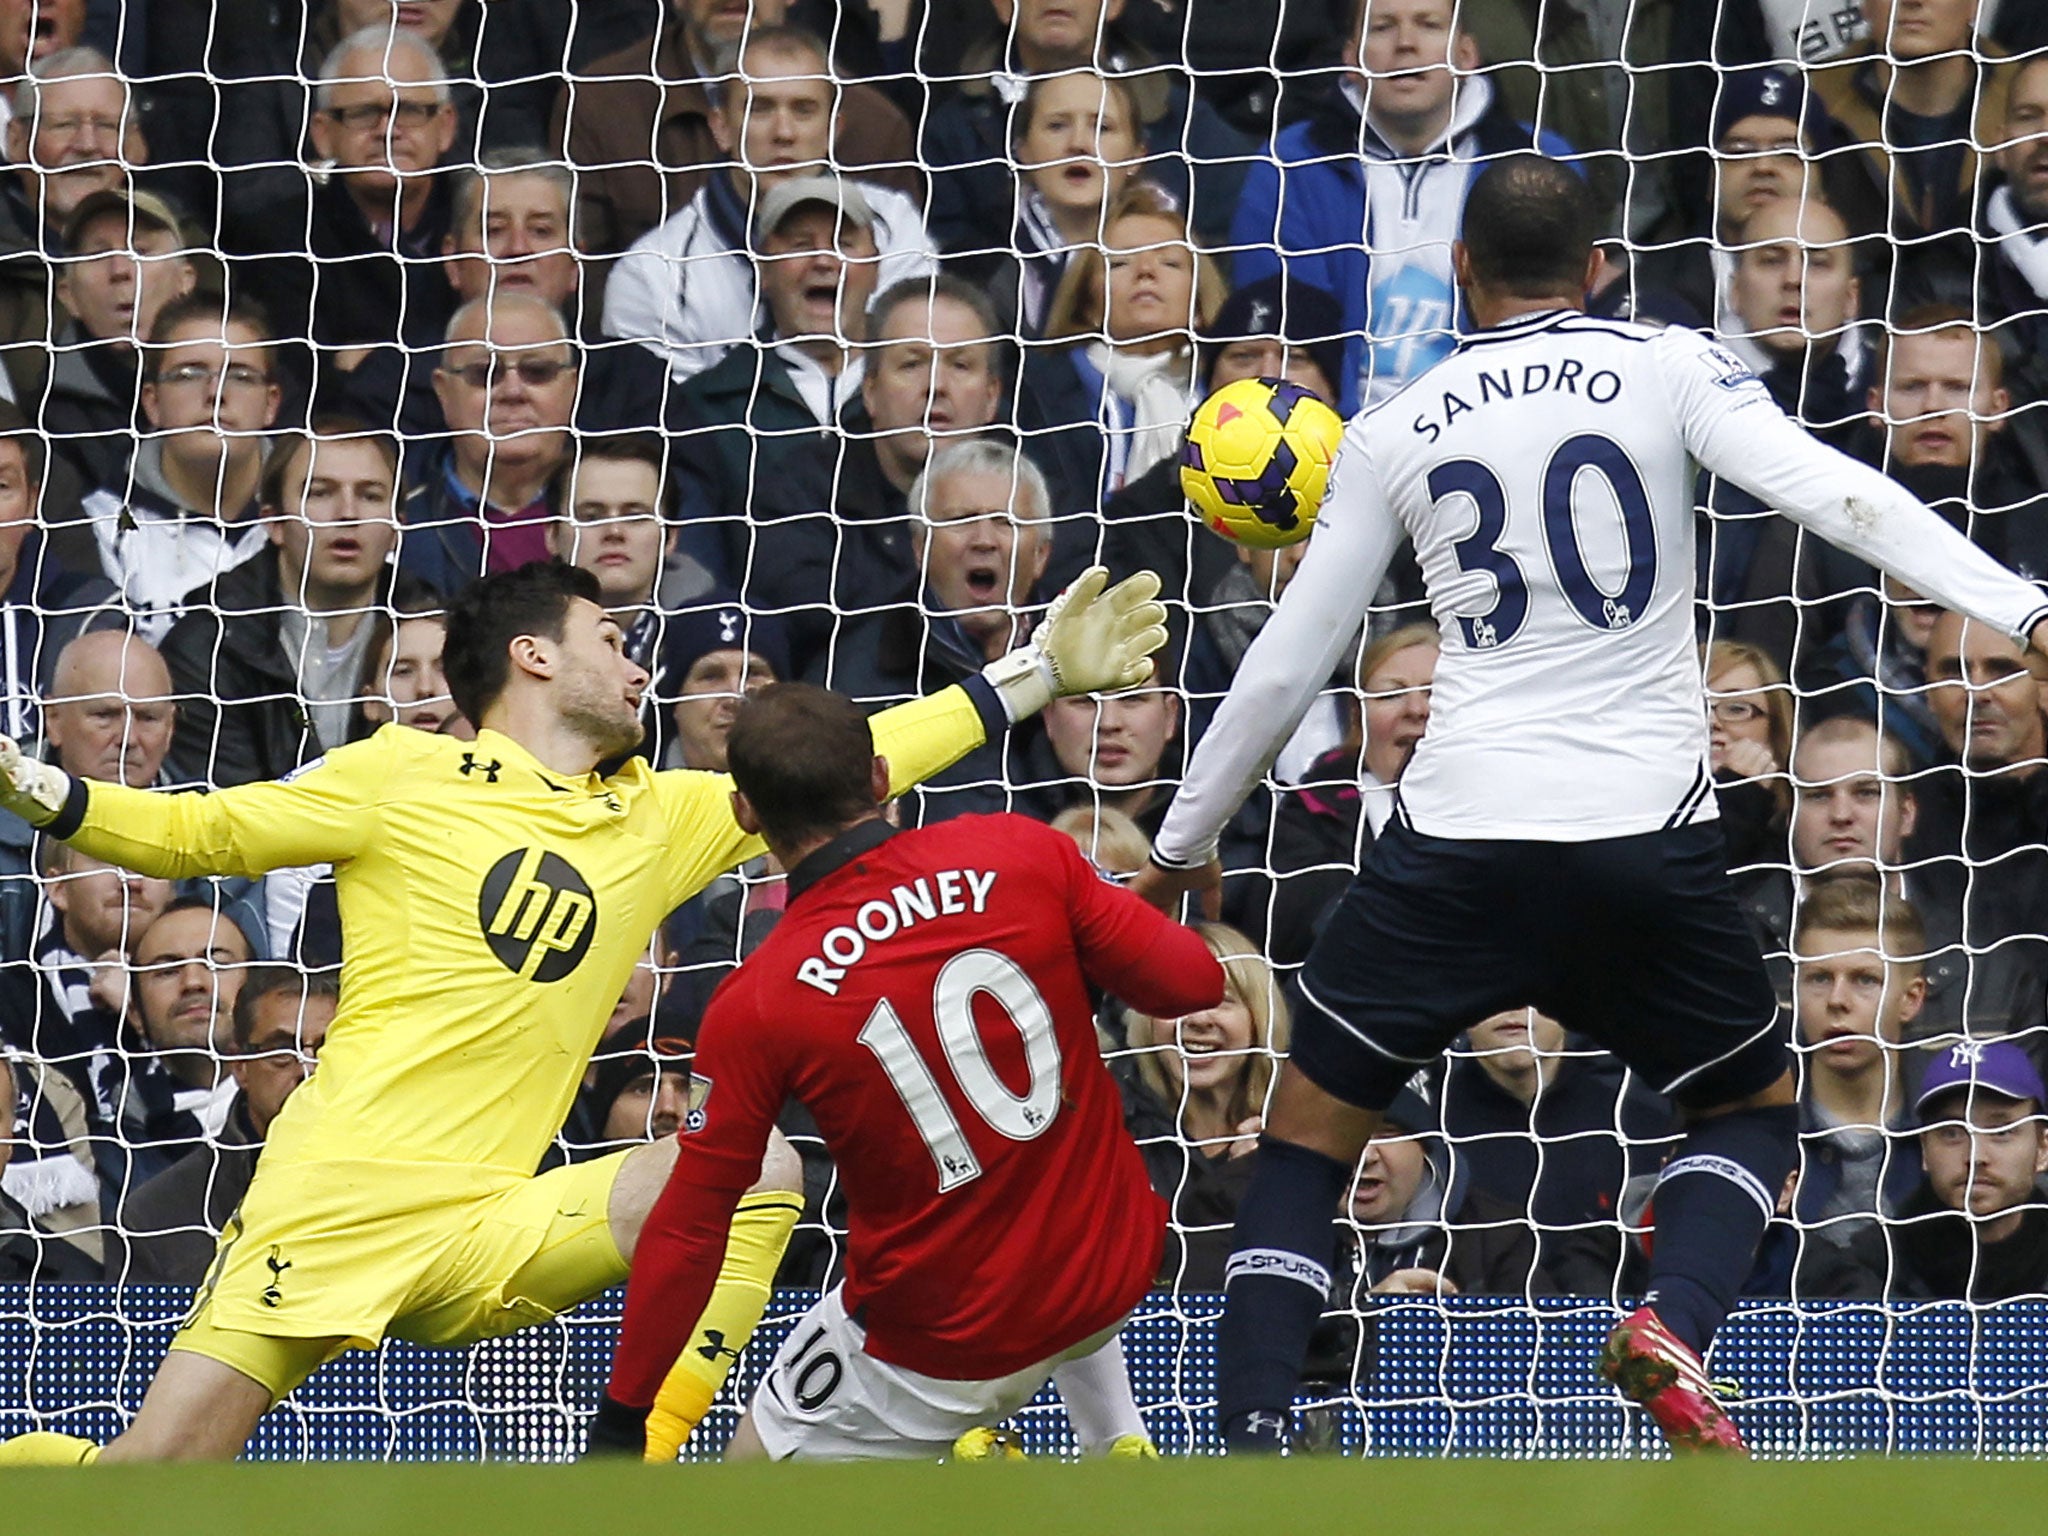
[4, 0, 2048, 1459]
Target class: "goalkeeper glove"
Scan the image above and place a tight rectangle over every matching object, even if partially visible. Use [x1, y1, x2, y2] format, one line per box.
[0, 734, 70, 828]
[982, 566, 1169, 723]
[583, 1394, 652, 1460]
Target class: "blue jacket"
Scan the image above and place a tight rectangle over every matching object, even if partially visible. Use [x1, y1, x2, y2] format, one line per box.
[1229, 79, 1576, 413]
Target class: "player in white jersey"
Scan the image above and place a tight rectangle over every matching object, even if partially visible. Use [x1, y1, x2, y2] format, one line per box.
[1137, 157, 2048, 1456]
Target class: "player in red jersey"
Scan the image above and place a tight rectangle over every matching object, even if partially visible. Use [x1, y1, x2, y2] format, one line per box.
[589, 683, 1227, 1460]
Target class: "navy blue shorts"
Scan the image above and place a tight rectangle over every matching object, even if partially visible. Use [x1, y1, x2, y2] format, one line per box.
[1290, 817, 1787, 1113]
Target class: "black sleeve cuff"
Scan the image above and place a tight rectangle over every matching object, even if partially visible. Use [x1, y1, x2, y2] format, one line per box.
[960, 673, 1011, 740]
[1147, 845, 1206, 873]
[43, 777, 88, 841]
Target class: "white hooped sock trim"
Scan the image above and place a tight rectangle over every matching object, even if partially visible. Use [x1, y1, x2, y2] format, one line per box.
[1654, 1152, 1777, 1225]
[1224, 1248, 1334, 1298]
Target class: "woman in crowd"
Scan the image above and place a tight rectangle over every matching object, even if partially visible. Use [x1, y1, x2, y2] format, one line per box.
[1005, 71, 1147, 337]
[1705, 637, 1793, 871]
[1260, 623, 1437, 965]
[1020, 181, 1227, 505]
[1118, 923, 1289, 1291]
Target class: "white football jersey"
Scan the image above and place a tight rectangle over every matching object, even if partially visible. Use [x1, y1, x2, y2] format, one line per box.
[1155, 310, 2048, 859]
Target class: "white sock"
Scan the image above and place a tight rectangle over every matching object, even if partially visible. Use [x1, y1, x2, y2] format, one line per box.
[1051, 1334, 1146, 1454]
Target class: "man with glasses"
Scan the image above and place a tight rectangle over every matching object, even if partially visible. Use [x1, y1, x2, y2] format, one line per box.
[401, 292, 578, 595]
[0, 45, 143, 255]
[79, 292, 283, 640]
[234, 25, 462, 437]
[436, 148, 669, 437]
[0, 45, 147, 391]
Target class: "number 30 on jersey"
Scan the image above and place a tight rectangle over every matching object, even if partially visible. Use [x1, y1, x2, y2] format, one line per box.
[1433, 431, 1658, 648]
[858, 949, 1064, 1192]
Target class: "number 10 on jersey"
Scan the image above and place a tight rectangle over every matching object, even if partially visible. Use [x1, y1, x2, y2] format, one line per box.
[858, 948, 1066, 1191]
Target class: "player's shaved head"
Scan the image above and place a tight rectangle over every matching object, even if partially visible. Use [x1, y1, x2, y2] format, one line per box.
[1459, 155, 1601, 300]
[727, 683, 882, 850]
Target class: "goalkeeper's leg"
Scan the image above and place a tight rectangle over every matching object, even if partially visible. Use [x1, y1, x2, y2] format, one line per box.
[610, 1131, 805, 1462]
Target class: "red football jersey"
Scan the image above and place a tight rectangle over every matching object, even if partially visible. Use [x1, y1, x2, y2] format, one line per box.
[608, 814, 1226, 1399]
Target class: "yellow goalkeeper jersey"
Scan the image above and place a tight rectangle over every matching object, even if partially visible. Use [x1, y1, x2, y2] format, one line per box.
[62, 687, 992, 1180]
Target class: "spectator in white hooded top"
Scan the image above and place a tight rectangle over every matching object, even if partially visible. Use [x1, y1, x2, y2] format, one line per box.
[79, 292, 282, 640]
[599, 24, 934, 385]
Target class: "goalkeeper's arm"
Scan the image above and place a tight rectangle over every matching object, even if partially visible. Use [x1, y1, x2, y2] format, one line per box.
[0, 734, 380, 879]
[871, 564, 1172, 787]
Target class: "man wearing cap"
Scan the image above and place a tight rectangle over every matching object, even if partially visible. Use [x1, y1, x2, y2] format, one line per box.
[664, 174, 889, 582]
[599, 25, 933, 387]
[1636, 66, 1827, 336]
[22, 187, 196, 502]
[660, 595, 790, 774]
[1841, 1039, 2048, 1300]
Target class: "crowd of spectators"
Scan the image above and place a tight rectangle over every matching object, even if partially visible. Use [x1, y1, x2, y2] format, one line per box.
[0, 0, 2047, 1359]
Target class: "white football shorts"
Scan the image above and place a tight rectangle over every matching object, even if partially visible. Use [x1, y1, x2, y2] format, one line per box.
[746, 1285, 1124, 1461]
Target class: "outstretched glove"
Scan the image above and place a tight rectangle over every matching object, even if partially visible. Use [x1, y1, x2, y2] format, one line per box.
[982, 566, 1170, 723]
[0, 734, 70, 828]
[582, 1394, 652, 1460]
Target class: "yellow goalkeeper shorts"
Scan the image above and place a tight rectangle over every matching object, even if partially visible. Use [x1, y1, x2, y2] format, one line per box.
[172, 1149, 633, 1404]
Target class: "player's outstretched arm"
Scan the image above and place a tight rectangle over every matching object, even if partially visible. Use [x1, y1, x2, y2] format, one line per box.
[1664, 328, 2048, 646]
[0, 733, 379, 880]
[652, 568, 1170, 904]
[869, 565, 1168, 797]
[1146, 445, 1406, 882]
[1059, 831, 1229, 1017]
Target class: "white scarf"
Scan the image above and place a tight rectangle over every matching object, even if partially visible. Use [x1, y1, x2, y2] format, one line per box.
[1987, 186, 2048, 299]
[1087, 342, 1196, 487]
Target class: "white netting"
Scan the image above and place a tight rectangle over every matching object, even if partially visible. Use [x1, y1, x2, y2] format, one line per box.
[2, 0, 2048, 1459]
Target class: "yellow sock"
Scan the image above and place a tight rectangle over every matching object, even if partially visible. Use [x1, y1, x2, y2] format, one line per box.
[0, 1432, 100, 1466]
[643, 1190, 802, 1463]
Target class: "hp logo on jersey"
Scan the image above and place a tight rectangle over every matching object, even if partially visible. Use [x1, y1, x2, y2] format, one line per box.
[478, 847, 598, 981]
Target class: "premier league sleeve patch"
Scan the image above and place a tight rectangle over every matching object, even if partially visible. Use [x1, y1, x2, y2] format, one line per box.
[1700, 344, 1763, 393]
[683, 1073, 713, 1134]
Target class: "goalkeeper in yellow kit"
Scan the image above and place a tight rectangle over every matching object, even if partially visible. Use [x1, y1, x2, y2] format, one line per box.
[0, 558, 1166, 1464]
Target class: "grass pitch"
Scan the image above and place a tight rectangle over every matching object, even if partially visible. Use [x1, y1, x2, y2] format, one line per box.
[6, 1457, 2045, 1536]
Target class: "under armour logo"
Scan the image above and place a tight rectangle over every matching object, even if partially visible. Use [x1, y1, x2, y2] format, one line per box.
[1249, 299, 1273, 331]
[1759, 74, 1786, 106]
[696, 1329, 742, 1363]
[717, 609, 740, 644]
[460, 753, 503, 783]
[261, 1247, 292, 1308]
[1245, 1412, 1287, 1437]
[1948, 1040, 1986, 1069]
